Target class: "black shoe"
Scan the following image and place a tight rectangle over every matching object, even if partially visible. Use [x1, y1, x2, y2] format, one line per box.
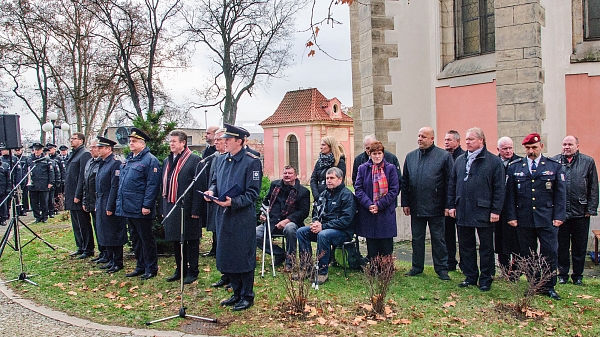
[125, 270, 145, 277]
[546, 289, 561, 300]
[438, 272, 451, 281]
[0, 221, 6, 226]
[166, 273, 180, 282]
[49, 214, 54, 218]
[140, 272, 156, 280]
[98, 263, 114, 269]
[212, 279, 228, 288]
[77, 253, 94, 259]
[479, 285, 491, 292]
[69, 251, 84, 257]
[20, 212, 27, 216]
[183, 275, 198, 284]
[232, 299, 253, 311]
[95, 258, 109, 264]
[106, 265, 123, 274]
[557, 277, 568, 285]
[202, 250, 216, 257]
[90, 256, 102, 262]
[404, 269, 422, 276]
[459, 280, 475, 288]
[274, 254, 286, 266]
[573, 279, 583, 286]
[220, 295, 240, 306]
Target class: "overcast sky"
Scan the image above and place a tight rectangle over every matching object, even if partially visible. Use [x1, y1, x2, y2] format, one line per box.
[12, 2, 352, 136]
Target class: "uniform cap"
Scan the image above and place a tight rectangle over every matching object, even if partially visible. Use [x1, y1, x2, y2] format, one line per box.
[221, 123, 250, 139]
[30, 142, 43, 149]
[58, 145, 69, 151]
[46, 143, 57, 149]
[128, 127, 150, 142]
[522, 133, 541, 145]
[97, 136, 117, 147]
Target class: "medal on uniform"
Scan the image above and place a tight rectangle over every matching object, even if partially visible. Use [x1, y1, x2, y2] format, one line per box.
[546, 181, 552, 189]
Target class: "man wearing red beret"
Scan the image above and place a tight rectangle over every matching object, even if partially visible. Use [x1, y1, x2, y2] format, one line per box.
[505, 133, 566, 300]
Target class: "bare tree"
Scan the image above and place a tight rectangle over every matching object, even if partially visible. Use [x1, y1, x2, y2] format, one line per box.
[185, 0, 306, 124]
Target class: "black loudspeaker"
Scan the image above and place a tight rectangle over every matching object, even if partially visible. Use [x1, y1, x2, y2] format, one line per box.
[0, 114, 22, 149]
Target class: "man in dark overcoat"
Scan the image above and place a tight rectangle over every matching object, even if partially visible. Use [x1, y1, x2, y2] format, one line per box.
[199, 126, 220, 257]
[82, 139, 106, 263]
[443, 130, 464, 271]
[95, 137, 128, 273]
[161, 130, 202, 284]
[64, 132, 94, 259]
[204, 124, 262, 312]
[351, 134, 401, 185]
[448, 127, 505, 292]
[115, 128, 161, 280]
[27, 143, 55, 223]
[506, 133, 566, 300]
[46, 143, 62, 217]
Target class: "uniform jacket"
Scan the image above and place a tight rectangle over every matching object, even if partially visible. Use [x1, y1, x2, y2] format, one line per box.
[313, 183, 357, 239]
[263, 178, 310, 227]
[310, 155, 347, 200]
[1, 155, 22, 190]
[50, 153, 66, 186]
[401, 145, 453, 217]
[115, 147, 161, 219]
[447, 146, 505, 227]
[82, 157, 101, 211]
[27, 155, 55, 192]
[161, 151, 202, 241]
[16, 154, 28, 188]
[209, 148, 262, 274]
[497, 153, 522, 255]
[95, 153, 127, 246]
[0, 161, 10, 195]
[552, 151, 599, 219]
[64, 145, 92, 210]
[355, 159, 399, 238]
[506, 155, 567, 228]
[204, 152, 223, 232]
[352, 150, 401, 185]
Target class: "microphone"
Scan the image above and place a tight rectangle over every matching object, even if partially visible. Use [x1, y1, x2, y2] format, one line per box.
[200, 152, 218, 163]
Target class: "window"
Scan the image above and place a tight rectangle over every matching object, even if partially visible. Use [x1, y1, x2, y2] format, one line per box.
[333, 104, 339, 114]
[187, 136, 192, 145]
[585, 0, 600, 40]
[287, 135, 298, 173]
[455, 0, 495, 58]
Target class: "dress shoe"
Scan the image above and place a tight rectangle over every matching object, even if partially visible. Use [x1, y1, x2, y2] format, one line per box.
[438, 272, 451, 281]
[183, 275, 198, 284]
[77, 253, 94, 259]
[95, 258, 109, 264]
[573, 279, 583, 286]
[232, 299, 253, 311]
[202, 251, 216, 257]
[140, 272, 157, 280]
[479, 285, 491, 292]
[98, 263, 114, 269]
[90, 256, 102, 262]
[166, 273, 181, 282]
[106, 265, 123, 274]
[557, 277, 568, 285]
[220, 295, 240, 306]
[212, 279, 229, 288]
[0, 221, 6, 226]
[69, 251, 84, 257]
[404, 269, 422, 277]
[459, 280, 474, 288]
[546, 289, 561, 300]
[125, 270, 145, 277]
[48, 214, 54, 218]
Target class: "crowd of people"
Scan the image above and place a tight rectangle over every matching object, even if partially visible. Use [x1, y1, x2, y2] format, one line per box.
[1, 124, 596, 311]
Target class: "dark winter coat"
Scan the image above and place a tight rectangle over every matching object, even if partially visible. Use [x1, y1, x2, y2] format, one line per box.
[82, 157, 101, 211]
[552, 151, 599, 219]
[161, 151, 202, 241]
[263, 178, 310, 227]
[310, 155, 346, 200]
[64, 145, 92, 210]
[447, 146, 505, 227]
[209, 149, 262, 274]
[352, 151, 401, 185]
[401, 145, 453, 217]
[497, 153, 522, 255]
[27, 155, 55, 192]
[95, 153, 127, 246]
[354, 159, 399, 239]
[313, 183, 357, 239]
[0, 161, 10, 195]
[115, 146, 161, 219]
[204, 152, 223, 232]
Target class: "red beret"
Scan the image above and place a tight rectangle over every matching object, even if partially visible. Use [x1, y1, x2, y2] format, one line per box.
[522, 133, 541, 145]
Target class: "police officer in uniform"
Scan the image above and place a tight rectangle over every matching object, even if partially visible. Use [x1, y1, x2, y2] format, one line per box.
[506, 133, 566, 300]
[47, 143, 65, 215]
[28, 143, 55, 223]
[95, 137, 128, 274]
[115, 128, 161, 280]
[15, 146, 29, 215]
[82, 139, 106, 263]
[204, 123, 262, 311]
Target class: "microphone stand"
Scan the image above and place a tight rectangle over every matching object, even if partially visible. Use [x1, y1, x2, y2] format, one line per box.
[146, 154, 217, 325]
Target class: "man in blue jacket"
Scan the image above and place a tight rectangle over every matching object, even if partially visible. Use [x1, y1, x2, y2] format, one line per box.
[115, 128, 161, 280]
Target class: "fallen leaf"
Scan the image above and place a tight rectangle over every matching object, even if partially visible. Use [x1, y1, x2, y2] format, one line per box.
[128, 286, 139, 293]
[443, 301, 456, 308]
[391, 318, 411, 325]
[156, 293, 163, 299]
[317, 317, 327, 325]
[67, 291, 77, 296]
[367, 320, 377, 325]
[104, 292, 117, 299]
[123, 305, 133, 310]
[109, 280, 117, 285]
[577, 295, 594, 299]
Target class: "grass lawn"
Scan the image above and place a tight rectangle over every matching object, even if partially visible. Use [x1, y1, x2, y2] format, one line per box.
[1, 216, 599, 337]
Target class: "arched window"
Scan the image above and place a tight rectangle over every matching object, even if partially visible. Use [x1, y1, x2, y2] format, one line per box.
[287, 135, 299, 173]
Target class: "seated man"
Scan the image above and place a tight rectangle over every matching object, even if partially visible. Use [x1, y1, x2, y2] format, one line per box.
[297, 167, 356, 285]
[257, 166, 310, 271]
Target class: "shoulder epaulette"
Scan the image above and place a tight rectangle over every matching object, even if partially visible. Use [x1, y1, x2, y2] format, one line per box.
[546, 156, 560, 164]
[508, 158, 523, 166]
[246, 152, 258, 159]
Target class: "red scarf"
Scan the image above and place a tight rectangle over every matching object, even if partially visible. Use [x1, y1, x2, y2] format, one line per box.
[372, 161, 388, 202]
[162, 147, 192, 203]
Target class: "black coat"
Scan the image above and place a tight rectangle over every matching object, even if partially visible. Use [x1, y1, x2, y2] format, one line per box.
[209, 149, 262, 274]
[27, 155, 55, 192]
[313, 183, 357, 239]
[82, 157, 101, 211]
[204, 153, 223, 232]
[95, 154, 127, 246]
[496, 153, 522, 255]
[64, 145, 92, 210]
[552, 151, 599, 219]
[401, 145, 453, 217]
[352, 150, 401, 185]
[0, 161, 10, 195]
[310, 155, 346, 200]
[447, 146, 505, 227]
[161, 151, 202, 241]
[262, 178, 310, 228]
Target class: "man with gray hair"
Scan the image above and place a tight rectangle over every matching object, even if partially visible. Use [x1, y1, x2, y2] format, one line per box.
[351, 134, 400, 185]
[443, 129, 464, 271]
[297, 167, 356, 285]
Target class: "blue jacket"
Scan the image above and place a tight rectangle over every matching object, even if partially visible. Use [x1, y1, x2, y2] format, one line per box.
[115, 147, 161, 219]
[313, 183, 357, 239]
[505, 156, 566, 228]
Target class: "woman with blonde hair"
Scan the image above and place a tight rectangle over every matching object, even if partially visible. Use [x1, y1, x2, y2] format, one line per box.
[310, 136, 347, 201]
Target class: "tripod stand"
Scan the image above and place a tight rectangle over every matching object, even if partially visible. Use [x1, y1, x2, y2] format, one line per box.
[0, 152, 56, 286]
[146, 154, 216, 325]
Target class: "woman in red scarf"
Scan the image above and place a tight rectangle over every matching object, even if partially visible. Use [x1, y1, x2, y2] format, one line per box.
[354, 141, 400, 259]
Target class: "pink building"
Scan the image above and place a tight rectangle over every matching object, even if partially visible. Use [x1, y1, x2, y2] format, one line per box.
[260, 88, 354, 184]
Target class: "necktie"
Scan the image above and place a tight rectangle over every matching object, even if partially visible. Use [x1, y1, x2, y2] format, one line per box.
[531, 161, 537, 174]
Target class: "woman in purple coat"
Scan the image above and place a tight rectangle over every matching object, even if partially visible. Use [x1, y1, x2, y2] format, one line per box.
[355, 141, 400, 259]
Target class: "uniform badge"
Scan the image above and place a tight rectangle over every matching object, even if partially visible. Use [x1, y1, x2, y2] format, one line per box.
[115, 170, 120, 176]
[253, 171, 259, 180]
[546, 181, 552, 189]
[542, 171, 553, 175]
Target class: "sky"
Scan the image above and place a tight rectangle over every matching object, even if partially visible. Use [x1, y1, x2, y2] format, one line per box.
[12, 1, 353, 138]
